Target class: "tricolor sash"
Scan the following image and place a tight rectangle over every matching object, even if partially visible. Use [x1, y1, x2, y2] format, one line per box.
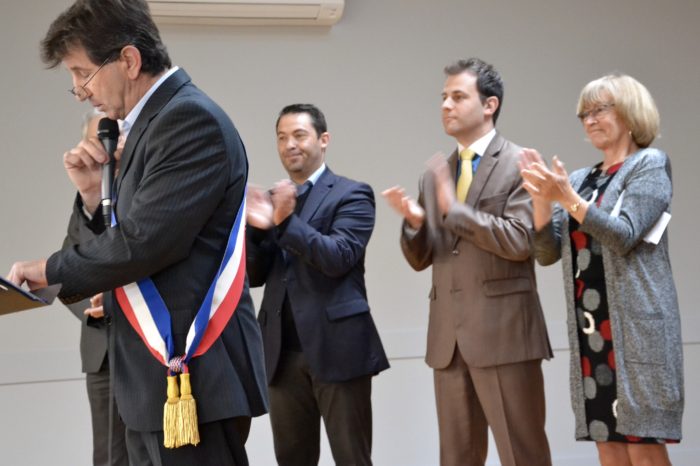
[113, 194, 247, 448]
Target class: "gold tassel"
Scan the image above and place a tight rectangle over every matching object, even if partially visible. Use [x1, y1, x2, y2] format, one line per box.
[177, 373, 200, 447]
[163, 375, 181, 448]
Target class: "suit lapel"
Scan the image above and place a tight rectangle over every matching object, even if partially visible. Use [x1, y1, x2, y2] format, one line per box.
[299, 167, 335, 222]
[115, 69, 192, 194]
[466, 132, 503, 206]
[449, 132, 504, 249]
[447, 149, 459, 185]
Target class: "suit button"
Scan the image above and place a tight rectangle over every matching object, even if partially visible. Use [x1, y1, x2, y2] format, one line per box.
[276, 309, 281, 316]
[452, 249, 459, 256]
[282, 277, 287, 283]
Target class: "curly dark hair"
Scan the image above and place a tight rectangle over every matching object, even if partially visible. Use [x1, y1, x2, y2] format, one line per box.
[41, 0, 171, 75]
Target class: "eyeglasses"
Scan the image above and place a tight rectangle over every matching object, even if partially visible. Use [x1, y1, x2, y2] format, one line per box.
[577, 103, 615, 122]
[68, 54, 115, 100]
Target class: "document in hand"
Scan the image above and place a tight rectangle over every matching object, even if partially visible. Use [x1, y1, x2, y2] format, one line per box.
[0, 277, 61, 315]
[610, 190, 671, 245]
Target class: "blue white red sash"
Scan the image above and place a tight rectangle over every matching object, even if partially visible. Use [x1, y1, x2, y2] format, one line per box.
[114, 195, 247, 373]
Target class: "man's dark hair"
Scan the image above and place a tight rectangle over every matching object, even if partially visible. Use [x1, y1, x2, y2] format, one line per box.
[276, 104, 328, 137]
[40, 0, 171, 75]
[444, 58, 504, 124]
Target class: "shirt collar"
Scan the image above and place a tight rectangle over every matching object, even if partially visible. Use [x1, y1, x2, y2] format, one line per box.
[121, 66, 179, 139]
[300, 163, 326, 186]
[457, 128, 496, 157]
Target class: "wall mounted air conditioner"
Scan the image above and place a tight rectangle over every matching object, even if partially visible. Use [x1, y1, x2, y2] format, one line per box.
[148, 0, 344, 26]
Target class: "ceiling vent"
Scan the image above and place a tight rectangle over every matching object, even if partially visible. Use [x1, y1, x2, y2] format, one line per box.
[148, 0, 345, 26]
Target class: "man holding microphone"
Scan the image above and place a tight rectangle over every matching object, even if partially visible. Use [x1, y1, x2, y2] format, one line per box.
[7, 1, 267, 465]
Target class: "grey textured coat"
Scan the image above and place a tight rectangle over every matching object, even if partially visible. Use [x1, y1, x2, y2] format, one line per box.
[534, 148, 683, 440]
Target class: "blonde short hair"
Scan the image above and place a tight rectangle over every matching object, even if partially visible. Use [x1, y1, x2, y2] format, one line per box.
[576, 74, 660, 148]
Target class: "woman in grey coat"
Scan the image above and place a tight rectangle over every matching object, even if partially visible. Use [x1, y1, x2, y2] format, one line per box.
[519, 74, 683, 466]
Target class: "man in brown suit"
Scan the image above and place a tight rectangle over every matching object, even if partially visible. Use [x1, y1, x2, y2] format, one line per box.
[384, 58, 552, 466]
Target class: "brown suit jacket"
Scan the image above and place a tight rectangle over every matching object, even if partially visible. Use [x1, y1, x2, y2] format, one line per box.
[401, 132, 552, 369]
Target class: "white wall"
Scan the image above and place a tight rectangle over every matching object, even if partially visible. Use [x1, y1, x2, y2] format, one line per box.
[1, 0, 698, 464]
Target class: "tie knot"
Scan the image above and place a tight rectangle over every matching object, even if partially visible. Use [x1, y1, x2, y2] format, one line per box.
[297, 180, 312, 197]
[460, 148, 476, 161]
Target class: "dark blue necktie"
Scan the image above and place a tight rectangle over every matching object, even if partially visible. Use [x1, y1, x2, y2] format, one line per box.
[295, 181, 313, 213]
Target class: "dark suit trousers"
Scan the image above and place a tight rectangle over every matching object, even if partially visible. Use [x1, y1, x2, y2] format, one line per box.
[434, 348, 551, 466]
[125, 417, 250, 466]
[86, 359, 128, 466]
[269, 351, 372, 466]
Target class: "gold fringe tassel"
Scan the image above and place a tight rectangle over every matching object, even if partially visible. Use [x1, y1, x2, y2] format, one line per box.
[177, 373, 200, 447]
[163, 375, 181, 448]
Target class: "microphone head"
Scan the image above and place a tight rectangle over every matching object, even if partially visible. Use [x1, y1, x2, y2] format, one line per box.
[97, 117, 119, 140]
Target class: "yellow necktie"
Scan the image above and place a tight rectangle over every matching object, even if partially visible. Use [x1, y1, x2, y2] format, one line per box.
[456, 148, 475, 203]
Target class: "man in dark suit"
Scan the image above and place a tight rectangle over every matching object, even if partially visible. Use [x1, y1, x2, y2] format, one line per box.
[62, 110, 128, 466]
[246, 103, 389, 466]
[384, 58, 552, 466]
[8, 1, 267, 465]
[66, 297, 128, 466]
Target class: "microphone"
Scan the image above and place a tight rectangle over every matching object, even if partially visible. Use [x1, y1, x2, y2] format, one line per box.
[97, 118, 119, 227]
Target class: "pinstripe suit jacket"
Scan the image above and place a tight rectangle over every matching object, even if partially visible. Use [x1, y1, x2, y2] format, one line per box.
[63, 211, 108, 374]
[46, 69, 268, 431]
